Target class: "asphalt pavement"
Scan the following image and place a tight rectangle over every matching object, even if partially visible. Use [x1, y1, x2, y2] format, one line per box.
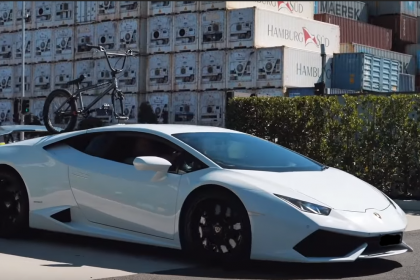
[1, 212, 420, 280]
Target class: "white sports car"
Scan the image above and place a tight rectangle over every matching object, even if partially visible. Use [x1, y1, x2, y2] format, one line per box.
[0, 124, 412, 263]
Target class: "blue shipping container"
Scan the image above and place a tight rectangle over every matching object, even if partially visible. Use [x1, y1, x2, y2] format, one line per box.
[288, 87, 315, 97]
[332, 53, 400, 93]
[399, 74, 415, 92]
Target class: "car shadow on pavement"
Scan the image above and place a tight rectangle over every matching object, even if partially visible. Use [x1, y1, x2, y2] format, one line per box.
[153, 258, 402, 279]
[0, 229, 402, 279]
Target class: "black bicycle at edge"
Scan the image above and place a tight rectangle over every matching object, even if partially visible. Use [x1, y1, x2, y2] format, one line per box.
[42, 44, 139, 134]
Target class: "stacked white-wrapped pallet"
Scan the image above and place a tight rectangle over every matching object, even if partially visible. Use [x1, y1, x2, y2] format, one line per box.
[145, 1, 320, 126]
[0, 1, 150, 125]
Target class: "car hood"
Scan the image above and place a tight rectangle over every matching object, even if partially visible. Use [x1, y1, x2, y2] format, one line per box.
[229, 167, 389, 213]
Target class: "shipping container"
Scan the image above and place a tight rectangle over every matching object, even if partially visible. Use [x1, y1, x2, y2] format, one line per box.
[75, 1, 97, 24]
[32, 63, 52, 97]
[54, 27, 74, 62]
[146, 54, 172, 92]
[34, 1, 54, 29]
[146, 93, 170, 124]
[228, 89, 256, 97]
[97, 1, 118, 22]
[13, 31, 33, 64]
[0, 100, 13, 123]
[30, 98, 46, 124]
[75, 24, 96, 61]
[95, 58, 118, 94]
[314, 13, 392, 51]
[226, 49, 256, 89]
[147, 15, 173, 54]
[171, 91, 198, 125]
[174, 2, 198, 14]
[341, 43, 415, 75]
[331, 53, 400, 93]
[199, 50, 226, 91]
[121, 94, 139, 123]
[53, 62, 74, 91]
[33, 29, 53, 63]
[370, 14, 417, 46]
[116, 56, 147, 94]
[95, 21, 118, 56]
[119, 1, 147, 19]
[0, 33, 14, 66]
[257, 88, 284, 97]
[74, 60, 95, 88]
[416, 74, 420, 91]
[0, 2, 14, 32]
[199, 1, 315, 19]
[0, 66, 13, 99]
[399, 73, 415, 92]
[200, 10, 227, 51]
[118, 18, 147, 55]
[367, 1, 417, 17]
[198, 90, 225, 127]
[326, 88, 359, 95]
[173, 52, 199, 91]
[228, 8, 340, 54]
[405, 44, 420, 74]
[256, 46, 333, 89]
[54, 2, 74, 27]
[14, 2, 34, 31]
[288, 87, 315, 97]
[148, 1, 173, 16]
[13, 65, 32, 98]
[174, 13, 200, 52]
[314, 1, 368, 22]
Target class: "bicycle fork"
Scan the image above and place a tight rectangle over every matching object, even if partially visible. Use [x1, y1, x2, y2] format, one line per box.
[111, 89, 129, 121]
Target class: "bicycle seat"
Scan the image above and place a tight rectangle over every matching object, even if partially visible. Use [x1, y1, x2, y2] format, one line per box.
[67, 74, 86, 86]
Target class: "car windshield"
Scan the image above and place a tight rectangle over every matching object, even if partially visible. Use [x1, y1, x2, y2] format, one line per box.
[173, 132, 323, 172]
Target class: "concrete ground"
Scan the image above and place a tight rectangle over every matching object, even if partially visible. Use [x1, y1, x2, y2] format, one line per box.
[1, 212, 420, 280]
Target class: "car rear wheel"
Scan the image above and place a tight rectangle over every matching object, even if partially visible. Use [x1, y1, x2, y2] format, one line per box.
[182, 189, 252, 265]
[0, 170, 29, 238]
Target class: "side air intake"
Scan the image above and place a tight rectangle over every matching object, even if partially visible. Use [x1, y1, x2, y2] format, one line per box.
[50, 208, 72, 223]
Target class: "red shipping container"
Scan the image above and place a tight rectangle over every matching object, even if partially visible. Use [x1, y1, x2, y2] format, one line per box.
[370, 14, 417, 45]
[314, 13, 392, 51]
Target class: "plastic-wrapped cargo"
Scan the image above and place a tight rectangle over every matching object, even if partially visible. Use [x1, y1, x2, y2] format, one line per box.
[314, 13, 392, 50]
[314, 1, 368, 22]
[366, 1, 417, 17]
[341, 43, 415, 75]
[198, 91, 225, 127]
[171, 91, 198, 125]
[399, 73, 415, 92]
[370, 14, 417, 47]
[227, 8, 340, 54]
[199, 1, 315, 20]
[331, 53, 400, 93]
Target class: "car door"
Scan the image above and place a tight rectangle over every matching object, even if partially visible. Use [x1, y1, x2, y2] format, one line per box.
[67, 131, 182, 239]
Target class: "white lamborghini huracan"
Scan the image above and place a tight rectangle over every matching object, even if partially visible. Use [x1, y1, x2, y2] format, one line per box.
[0, 124, 412, 263]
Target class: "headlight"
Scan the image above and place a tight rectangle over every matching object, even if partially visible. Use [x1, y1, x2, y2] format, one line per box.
[274, 194, 331, 216]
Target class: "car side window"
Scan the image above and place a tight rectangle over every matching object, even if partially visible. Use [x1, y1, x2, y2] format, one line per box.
[64, 132, 114, 158]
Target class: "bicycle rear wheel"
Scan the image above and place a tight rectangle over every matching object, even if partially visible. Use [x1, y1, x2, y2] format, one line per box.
[43, 89, 78, 134]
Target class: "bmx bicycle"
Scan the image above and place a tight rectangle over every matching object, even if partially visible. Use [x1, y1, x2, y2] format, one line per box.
[42, 44, 139, 134]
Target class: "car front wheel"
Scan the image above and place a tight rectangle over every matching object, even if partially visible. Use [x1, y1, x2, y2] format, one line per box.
[182, 189, 252, 264]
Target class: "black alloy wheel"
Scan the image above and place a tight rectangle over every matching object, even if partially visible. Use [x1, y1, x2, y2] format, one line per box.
[182, 189, 251, 264]
[0, 171, 29, 238]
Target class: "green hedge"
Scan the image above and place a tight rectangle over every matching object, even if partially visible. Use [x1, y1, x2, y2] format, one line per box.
[226, 95, 420, 200]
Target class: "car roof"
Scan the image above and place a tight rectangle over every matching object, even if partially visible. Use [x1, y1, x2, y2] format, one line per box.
[87, 124, 242, 135]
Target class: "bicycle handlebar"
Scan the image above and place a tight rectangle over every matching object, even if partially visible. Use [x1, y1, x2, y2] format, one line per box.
[85, 44, 139, 74]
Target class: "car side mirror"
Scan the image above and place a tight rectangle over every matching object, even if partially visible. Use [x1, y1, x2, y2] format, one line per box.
[133, 156, 172, 173]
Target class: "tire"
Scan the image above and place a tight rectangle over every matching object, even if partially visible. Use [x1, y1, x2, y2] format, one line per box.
[0, 170, 29, 238]
[181, 189, 252, 265]
[43, 89, 78, 134]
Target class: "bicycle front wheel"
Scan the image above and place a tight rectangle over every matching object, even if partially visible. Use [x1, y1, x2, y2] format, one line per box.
[43, 89, 78, 134]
